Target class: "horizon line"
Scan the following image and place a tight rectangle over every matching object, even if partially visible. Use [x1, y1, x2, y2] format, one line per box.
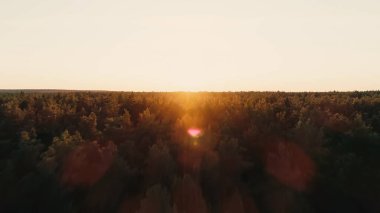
[1, 88, 379, 93]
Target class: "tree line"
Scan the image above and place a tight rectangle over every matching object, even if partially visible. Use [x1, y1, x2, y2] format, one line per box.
[0, 91, 380, 213]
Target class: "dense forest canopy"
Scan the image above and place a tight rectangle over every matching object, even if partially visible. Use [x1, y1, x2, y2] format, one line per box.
[0, 91, 380, 213]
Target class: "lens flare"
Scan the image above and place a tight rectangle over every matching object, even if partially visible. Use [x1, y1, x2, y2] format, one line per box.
[188, 128, 202, 138]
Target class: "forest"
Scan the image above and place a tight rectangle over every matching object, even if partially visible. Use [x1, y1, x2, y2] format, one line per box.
[0, 91, 380, 213]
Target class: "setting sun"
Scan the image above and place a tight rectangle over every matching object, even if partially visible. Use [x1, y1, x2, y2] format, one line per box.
[0, 0, 380, 211]
[1, 0, 379, 91]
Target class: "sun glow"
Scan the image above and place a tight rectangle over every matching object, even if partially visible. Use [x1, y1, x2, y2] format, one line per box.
[187, 128, 202, 138]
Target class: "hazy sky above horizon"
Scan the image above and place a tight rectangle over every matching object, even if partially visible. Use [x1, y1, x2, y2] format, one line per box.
[0, 0, 379, 91]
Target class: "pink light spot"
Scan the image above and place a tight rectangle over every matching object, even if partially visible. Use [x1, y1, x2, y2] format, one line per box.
[188, 128, 202, 138]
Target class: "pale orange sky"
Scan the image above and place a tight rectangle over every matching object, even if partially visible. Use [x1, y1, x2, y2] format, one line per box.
[0, 0, 379, 91]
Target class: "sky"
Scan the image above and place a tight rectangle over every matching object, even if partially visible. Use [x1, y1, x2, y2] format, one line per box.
[0, 0, 379, 92]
